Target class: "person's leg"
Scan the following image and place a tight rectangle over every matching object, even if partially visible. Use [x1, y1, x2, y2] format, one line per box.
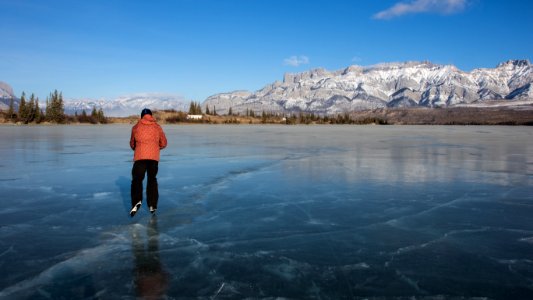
[146, 160, 159, 212]
[131, 160, 147, 208]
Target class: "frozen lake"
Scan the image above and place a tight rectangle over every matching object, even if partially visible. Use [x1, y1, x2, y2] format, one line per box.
[1, 125, 532, 299]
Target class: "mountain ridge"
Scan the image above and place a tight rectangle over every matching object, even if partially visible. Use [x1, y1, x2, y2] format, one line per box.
[3, 60, 532, 117]
[63, 93, 187, 117]
[0, 81, 187, 117]
[203, 60, 533, 115]
[0, 81, 17, 110]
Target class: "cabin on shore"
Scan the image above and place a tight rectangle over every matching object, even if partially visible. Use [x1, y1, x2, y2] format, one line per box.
[187, 114, 203, 120]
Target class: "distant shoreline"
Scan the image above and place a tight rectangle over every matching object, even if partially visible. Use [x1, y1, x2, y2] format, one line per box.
[1, 106, 533, 126]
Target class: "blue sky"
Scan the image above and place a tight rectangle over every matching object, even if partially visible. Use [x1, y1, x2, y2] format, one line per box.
[1, 0, 532, 101]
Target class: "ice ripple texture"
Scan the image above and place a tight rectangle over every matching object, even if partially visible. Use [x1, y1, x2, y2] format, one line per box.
[0, 125, 532, 299]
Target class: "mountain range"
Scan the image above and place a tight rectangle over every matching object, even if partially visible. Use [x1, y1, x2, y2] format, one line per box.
[2, 60, 532, 117]
[62, 94, 187, 117]
[203, 60, 533, 115]
[0, 83, 187, 117]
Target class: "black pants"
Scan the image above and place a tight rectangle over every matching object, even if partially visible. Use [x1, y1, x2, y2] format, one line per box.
[131, 160, 159, 209]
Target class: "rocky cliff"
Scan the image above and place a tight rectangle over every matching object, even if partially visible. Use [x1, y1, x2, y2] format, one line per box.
[203, 60, 533, 114]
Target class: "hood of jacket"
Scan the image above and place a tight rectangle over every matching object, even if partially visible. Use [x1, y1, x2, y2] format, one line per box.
[139, 114, 157, 125]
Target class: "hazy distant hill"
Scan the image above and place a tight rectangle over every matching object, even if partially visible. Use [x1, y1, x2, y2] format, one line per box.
[0, 81, 187, 117]
[63, 93, 188, 117]
[203, 60, 533, 115]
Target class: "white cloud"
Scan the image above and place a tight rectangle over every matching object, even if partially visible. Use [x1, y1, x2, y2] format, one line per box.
[351, 56, 362, 63]
[283, 55, 310, 67]
[373, 0, 468, 20]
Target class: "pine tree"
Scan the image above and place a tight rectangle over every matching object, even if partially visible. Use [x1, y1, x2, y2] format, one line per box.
[48, 91, 56, 122]
[45, 90, 66, 123]
[35, 99, 41, 123]
[188, 102, 196, 114]
[97, 108, 106, 123]
[50, 90, 59, 122]
[188, 101, 203, 115]
[18, 92, 27, 121]
[26, 93, 36, 123]
[228, 107, 233, 116]
[45, 97, 51, 121]
[213, 106, 217, 116]
[90, 106, 99, 124]
[205, 105, 210, 115]
[7, 97, 15, 120]
[57, 91, 65, 123]
[78, 109, 88, 123]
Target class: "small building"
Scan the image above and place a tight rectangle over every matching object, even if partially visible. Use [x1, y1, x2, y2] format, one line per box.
[186, 114, 203, 120]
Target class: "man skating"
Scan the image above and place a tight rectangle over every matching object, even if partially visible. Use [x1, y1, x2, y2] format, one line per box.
[130, 108, 168, 217]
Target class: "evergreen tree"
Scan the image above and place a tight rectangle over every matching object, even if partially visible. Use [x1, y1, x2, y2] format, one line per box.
[34, 99, 41, 123]
[57, 91, 65, 123]
[18, 92, 27, 121]
[97, 108, 106, 123]
[228, 107, 233, 116]
[188, 101, 203, 115]
[39, 109, 44, 123]
[188, 101, 199, 114]
[7, 97, 15, 120]
[45, 97, 50, 121]
[26, 93, 36, 123]
[48, 91, 56, 122]
[205, 105, 210, 115]
[49, 91, 58, 121]
[45, 90, 66, 123]
[213, 106, 217, 116]
[90, 106, 99, 124]
[78, 109, 88, 123]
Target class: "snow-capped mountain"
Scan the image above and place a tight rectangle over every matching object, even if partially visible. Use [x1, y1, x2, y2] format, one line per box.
[203, 60, 533, 114]
[63, 93, 188, 117]
[0, 81, 17, 110]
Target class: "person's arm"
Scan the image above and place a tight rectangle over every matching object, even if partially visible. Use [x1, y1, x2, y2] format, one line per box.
[159, 127, 167, 149]
[130, 128, 136, 150]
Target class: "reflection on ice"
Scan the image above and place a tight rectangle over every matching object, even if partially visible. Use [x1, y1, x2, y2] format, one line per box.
[0, 125, 532, 298]
[131, 217, 169, 299]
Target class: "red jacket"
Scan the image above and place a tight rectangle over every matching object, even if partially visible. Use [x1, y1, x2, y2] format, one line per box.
[130, 114, 167, 161]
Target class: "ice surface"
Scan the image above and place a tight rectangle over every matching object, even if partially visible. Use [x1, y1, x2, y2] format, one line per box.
[0, 125, 532, 299]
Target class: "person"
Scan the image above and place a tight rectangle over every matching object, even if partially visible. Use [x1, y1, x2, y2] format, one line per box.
[130, 108, 167, 217]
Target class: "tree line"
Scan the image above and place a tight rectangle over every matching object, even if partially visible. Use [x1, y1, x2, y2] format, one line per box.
[181, 101, 388, 125]
[5, 90, 106, 124]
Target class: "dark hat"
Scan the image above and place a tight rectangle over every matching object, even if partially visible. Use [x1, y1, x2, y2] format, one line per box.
[141, 108, 152, 118]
